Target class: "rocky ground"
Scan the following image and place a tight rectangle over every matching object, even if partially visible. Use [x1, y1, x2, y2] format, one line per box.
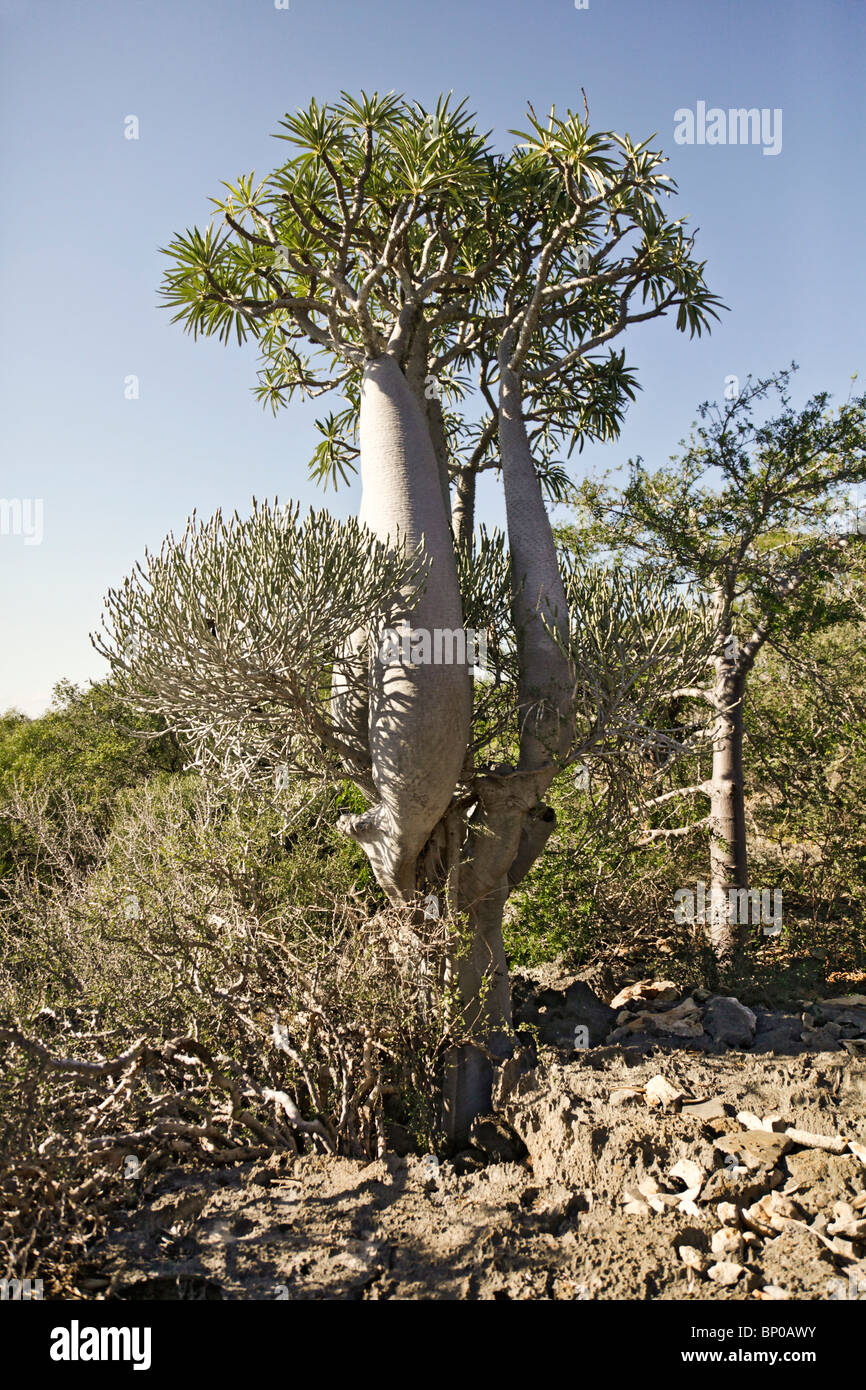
[77, 974, 866, 1301]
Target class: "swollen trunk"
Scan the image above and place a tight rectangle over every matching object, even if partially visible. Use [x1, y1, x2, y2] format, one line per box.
[341, 354, 472, 900]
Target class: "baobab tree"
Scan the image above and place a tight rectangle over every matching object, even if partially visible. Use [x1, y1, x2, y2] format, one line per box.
[577, 368, 866, 960]
[98, 93, 720, 1139]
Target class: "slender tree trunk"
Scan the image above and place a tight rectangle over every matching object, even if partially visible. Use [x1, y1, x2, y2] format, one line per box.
[452, 348, 573, 1006]
[444, 829, 521, 1150]
[403, 311, 452, 514]
[451, 465, 476, 552]
[498, 342, 574, 771]
[438, 348, 576, 1148]
[707, 667, 749, 958]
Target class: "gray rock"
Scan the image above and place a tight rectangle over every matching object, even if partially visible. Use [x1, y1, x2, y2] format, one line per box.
[702, 1167, 783, 1204]
[751, 1012, 807, 1054]
[782, 1149, 859, 1210]
[755, 1008, 801, 1033]
[819, 1007, 866, 1034]
[704, 995, 757, 1048]
[799, 1024, 843, 1052]
[561, 981, 617, 1043]
[524, 981, 615, 1047]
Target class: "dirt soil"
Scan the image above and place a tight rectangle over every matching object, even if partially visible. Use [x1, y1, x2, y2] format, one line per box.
[78, 973, 866, 1302]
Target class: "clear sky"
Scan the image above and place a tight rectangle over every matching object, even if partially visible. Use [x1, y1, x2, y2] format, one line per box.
[1, 0, 864, 715]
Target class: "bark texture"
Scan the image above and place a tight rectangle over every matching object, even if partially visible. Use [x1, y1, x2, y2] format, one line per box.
[403, 312, 452, 514]
[339, 354, 472, 900]
[708, 664, 749, 958]
[451, 466, 476, 552]
[498, 349, 574, 773]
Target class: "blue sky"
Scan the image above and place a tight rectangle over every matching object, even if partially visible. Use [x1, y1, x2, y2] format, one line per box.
[1, 0, 864, 714]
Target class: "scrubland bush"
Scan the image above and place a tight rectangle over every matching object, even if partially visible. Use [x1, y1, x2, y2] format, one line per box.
[0, 767, 467, 1286]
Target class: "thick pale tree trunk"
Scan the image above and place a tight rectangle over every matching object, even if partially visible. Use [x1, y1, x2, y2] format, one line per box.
[339, 353, 472, 901]
[332, 322, 450, 787]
